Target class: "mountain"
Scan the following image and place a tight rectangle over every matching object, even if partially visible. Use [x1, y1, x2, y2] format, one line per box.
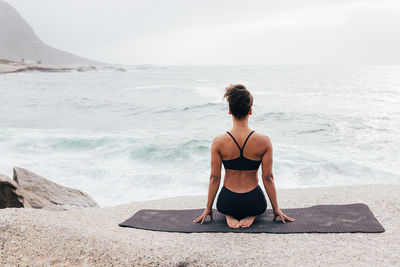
[0, 0, 102, 65]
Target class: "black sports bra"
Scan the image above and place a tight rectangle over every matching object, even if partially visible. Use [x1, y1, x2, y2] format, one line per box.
[222, 130, 262, 170]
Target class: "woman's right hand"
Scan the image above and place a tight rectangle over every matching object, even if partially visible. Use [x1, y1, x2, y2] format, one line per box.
[193, 207, 213, 224]
[273, 208, 295, 224]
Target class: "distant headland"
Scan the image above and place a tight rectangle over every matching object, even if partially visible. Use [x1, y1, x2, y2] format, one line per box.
[0, 0, 111, 68]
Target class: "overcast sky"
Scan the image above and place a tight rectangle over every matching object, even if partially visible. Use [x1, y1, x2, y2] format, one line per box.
[7, 0, 400, 65]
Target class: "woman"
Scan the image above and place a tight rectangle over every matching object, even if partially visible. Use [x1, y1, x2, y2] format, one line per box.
[193, 84, 295, 228]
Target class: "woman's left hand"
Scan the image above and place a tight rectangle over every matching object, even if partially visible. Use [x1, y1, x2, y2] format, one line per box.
[273, 208, 295, 224]
[193, 207, 213, 224]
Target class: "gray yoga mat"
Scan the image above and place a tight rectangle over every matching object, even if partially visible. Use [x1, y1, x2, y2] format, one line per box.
[118, 203, 385, 233]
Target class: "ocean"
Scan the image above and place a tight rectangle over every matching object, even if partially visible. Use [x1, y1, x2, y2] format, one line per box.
[1, 65, 399, 206]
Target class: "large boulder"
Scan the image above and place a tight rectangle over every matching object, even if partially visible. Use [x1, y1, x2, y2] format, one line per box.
[0, 173, 24, 208]
[13, 167, 99, 211]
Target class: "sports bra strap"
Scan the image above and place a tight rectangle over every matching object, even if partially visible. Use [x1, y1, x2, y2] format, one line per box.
[226, 130, 255, 155]
[226, 131, 242, 151]
[242, 130, 255, 151]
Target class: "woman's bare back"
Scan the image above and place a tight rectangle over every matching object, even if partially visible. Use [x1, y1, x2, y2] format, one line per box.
[215, 130, 270, 193]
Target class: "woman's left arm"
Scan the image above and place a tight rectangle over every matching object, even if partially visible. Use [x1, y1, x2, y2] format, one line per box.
[193, 137, 222, 224]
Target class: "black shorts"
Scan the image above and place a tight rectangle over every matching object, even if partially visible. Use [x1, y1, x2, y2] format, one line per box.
[216, 185, 267, 221]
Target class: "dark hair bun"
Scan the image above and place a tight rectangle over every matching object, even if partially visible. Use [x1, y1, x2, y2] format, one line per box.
[223, 84, 253, 120]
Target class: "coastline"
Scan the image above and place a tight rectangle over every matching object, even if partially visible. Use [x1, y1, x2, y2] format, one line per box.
[1, 184, 399, 266]
[0, 59, 126, 74]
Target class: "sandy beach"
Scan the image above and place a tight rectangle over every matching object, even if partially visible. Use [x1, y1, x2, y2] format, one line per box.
[0, 184, 399, 266]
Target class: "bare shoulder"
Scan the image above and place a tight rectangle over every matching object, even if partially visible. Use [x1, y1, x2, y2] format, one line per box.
[253, 132, 272, 151]
[211, 133, 227, 147]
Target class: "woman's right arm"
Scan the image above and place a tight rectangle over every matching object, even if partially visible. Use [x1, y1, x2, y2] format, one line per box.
[261, 136, 295, 223]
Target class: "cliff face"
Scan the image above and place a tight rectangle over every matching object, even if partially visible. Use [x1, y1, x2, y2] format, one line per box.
[0, 0, 101, 65]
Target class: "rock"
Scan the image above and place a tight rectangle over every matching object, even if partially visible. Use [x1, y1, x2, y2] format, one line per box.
[13, 167, 99, 211]
[0, 173, 24, 208]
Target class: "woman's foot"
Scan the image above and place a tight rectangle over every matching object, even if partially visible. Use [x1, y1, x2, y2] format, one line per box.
[225, 215, 240, 228]
[238, 216, 257, 228]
